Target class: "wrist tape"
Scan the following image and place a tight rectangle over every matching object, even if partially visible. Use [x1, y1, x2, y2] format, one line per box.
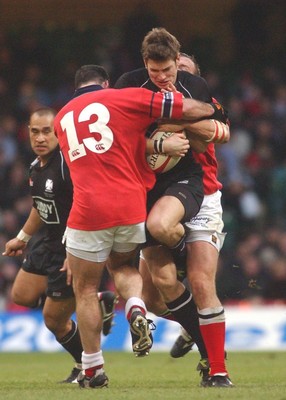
[153, 138, 164, 154]
[205, 120, 230, 144]
[17, 229, 32, 243]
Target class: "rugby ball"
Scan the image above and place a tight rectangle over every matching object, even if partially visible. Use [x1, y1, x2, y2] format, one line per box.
[146, 129, 183, 173]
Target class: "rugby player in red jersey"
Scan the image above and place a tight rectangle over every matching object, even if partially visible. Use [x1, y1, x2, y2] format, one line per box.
[55, 64, 215, 389]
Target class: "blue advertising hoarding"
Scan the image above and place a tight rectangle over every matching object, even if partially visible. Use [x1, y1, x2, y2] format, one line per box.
[1, 306, 286, 352]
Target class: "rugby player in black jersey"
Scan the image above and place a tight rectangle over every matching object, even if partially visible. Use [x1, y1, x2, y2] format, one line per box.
[2, 108, 116, 384]
[115, 28, 233, 387]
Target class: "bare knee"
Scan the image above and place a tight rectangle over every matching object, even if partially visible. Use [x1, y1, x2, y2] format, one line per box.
[147, 217, 169, 242]
[152, 274, 176, 295]
[11, 287, 38, 308]
[147, 218, 184, 247]
[43, 308, 71, 337]
[42, 298, 74, 338]
[189, 274, 219, 309]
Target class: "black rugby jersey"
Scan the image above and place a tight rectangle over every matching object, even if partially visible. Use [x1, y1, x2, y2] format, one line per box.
[114, 68, 210, 183]
[29, 146, 73, 254]
[115, 68, 212, 102]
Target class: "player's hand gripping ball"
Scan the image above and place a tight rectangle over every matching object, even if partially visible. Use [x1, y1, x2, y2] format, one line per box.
[147, 129, 185, 173]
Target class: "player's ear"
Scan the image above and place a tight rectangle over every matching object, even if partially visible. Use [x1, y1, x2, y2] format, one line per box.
[102, 81, 109, 89]
[143, 58, 148, 68]
[175, 54, 180, 67]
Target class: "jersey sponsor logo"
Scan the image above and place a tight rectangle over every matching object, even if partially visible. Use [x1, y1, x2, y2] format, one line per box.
[45, 179, 53, 192]
[33, 196, 60, 224]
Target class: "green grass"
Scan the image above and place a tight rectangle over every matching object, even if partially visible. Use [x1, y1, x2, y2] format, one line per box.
[0, 351, 285, 400]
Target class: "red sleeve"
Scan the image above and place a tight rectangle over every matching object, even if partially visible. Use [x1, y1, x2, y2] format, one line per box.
[141, 89, 183, 120]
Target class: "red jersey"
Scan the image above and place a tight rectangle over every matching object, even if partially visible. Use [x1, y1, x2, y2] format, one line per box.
[55, 87, 183, 230]
[193, 143, 222, 195]
[193, 97, 226, 195]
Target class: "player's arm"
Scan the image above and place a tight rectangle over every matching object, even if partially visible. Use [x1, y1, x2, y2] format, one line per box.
[2, 207, 44, 257]
[177, 97, 215, 120]
[150, 123, 207, 154]
[187, 136, 208, 153]
[159, 118, 230, 144]
[184, 119, 230, 144]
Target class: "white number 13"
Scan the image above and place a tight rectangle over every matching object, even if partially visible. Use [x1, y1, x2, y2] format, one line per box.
[60, 102, 114, 162]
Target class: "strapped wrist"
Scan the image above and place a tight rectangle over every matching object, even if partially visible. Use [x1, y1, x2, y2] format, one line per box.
[17, 229, 32, 243]
[205, 120, 229, 143]
[153, 138, 164, 154]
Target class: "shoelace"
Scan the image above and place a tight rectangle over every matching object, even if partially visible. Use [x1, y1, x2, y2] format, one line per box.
[147, 319, 156, 331]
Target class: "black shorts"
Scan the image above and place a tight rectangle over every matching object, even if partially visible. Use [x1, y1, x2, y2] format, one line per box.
[147, 171, 204, 221]
[22, 238, 74, 299]
[145, 170, 204, 247]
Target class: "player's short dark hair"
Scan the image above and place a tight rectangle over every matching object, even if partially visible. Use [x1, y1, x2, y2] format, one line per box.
[141, 27, 181, 61]
[74, 65, 109, 89]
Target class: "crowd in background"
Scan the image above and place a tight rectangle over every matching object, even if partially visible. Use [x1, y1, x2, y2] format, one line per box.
[0, 22, 286, 311]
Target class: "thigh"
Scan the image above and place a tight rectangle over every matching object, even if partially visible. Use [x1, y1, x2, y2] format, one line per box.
[147, 195, 185, 229]
[67, 252, 105, 294]
[12, 269, 47, 304]
[108, 248, 138, 270]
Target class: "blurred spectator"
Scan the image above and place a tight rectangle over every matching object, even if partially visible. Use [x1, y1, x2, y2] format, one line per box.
[0, 114, 18, 166]
[263, 257, 286, 300]
[0, 160, 30, 209]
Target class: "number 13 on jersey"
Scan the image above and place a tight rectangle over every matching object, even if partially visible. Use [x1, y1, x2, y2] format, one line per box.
[60, 103, 114, 162]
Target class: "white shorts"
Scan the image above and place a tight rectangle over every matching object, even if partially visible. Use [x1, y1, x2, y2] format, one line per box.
[64, 222, 146, 262]
[184, 190, 226, 252]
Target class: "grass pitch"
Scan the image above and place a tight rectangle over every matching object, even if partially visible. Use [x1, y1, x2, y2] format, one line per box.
[0, 351, 285, 400]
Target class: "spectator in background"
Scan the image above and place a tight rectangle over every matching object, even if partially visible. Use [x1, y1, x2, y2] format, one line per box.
[1, 160, 30, 210]
[0, 114, 19, 167]
[263, 257, 286, 300]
